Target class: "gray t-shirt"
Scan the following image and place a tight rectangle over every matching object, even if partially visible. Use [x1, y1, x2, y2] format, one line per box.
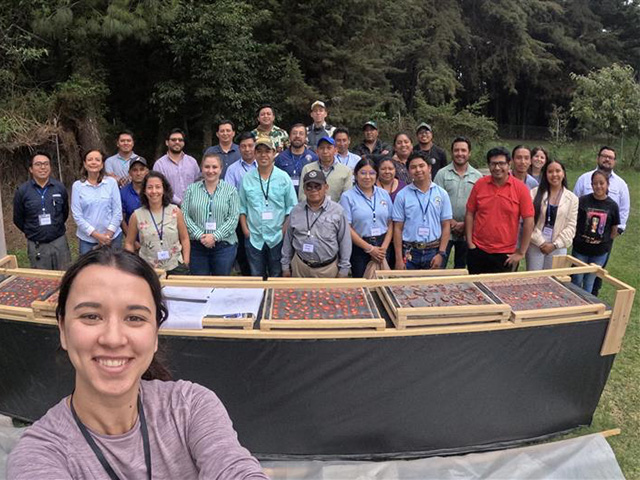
[7, 380, 268, 479]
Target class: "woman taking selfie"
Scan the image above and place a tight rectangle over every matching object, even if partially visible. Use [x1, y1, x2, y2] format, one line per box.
[125, 171, 190, 275]
[7, 249, 267, 479]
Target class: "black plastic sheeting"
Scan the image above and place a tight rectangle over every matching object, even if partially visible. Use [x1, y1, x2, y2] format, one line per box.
[0, 318, 615, 460]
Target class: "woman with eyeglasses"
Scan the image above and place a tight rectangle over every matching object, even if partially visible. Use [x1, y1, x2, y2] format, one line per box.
[340, 158, 394, 277]
[7, 249, 268, 479]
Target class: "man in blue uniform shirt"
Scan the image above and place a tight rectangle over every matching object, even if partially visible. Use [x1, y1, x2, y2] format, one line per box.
[392, 152, 452, 270]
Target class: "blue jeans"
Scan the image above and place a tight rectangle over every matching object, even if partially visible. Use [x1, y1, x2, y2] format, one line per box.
[190, 241, 237, 276]
[78, 233, 122, 255]
[406, 247, 441, 270]
[571, 251, 609, 294]
[245, 238, 283, 278]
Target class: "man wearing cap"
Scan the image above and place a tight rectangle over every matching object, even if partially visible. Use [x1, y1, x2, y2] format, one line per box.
[13, 152, 72, 270]
[251, 104, 289, 152]
[120, 157, 149, 239]
[239, 137, 297, 278]
[299, 136, 352, 203]
[105, 130, 140, 186]
[465, 146, 534, 274]
[203, 119, 241, 178]
[282, 170, 352, 278]
[393, 152, 452, 270]
[414, 123, 447, 179]
[434, 136, 482, 269]
[275, 123, 318, 194]
[353, 121, 392, 162]
[307, 100, 336, 152]
[333, 127, 361, 170]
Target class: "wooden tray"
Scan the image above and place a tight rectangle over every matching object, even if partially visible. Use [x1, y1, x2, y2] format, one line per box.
[261, 287, 385, 331]
[0, 276, 60, 320]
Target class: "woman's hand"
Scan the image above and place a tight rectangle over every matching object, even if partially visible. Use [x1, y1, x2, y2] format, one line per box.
[540, 242, 555, 255]
[200, 234, 216, 248]
[368, 246, 386, 263]
[93, 232, 112, 246]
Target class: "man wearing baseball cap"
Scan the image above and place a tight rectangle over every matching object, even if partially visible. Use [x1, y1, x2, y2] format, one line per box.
[307, 100, 336, 152]
[414, 122, 448, 179]
[299, 136, 352, 203]
[282, 169, 352, 278]
[120, 156, 149, 238]
[353, 120, 392, 163]
[239, 137, 297, 278]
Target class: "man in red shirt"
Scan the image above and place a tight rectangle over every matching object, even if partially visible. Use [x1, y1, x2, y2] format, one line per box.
[465, 146, 534, 274]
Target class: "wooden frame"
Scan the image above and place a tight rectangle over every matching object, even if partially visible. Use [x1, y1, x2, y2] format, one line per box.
[260, 285, 385, 331]
[0, 255, 18, 269]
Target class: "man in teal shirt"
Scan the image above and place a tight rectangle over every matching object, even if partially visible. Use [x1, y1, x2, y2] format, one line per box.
[239, 137, 297, 278]
[433, 136, 483, 268]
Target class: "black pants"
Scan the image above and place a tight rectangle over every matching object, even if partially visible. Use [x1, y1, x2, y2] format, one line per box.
[235, 223, 251, 276]
[351, 234, 393, 278]
[445, 239, 468, 269]
[467, 247, 511, 275]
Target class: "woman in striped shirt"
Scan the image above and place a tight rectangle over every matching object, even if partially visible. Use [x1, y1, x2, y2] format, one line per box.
[182, 153, 240, 275]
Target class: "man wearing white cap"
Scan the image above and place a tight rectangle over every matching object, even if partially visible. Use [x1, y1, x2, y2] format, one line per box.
[307, 100, 336, 152]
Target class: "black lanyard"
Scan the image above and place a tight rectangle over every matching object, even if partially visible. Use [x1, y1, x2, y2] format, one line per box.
[150, 207, 165, 244]
[414, 187, 433, 222]
[355, 186, 377, 223]
[70, 394, 152, 480]
[259, 172, 272, 205]
[305, 205, 325, 236]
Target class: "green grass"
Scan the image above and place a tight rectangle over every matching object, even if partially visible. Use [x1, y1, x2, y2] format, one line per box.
[5, 166, 638, 476]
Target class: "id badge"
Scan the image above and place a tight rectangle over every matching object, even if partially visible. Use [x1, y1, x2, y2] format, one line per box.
[418, 226, 430, 237]
[302, 243, 315, 253]
[542, 226, 553, 243]
[157, 250, 171, 261]
[38, 214, 52, 226]
[370, 226, 382, 237]
[262, 209, 274, 220]
[292, 178, 300, 187]
[205, 221, 217, 231]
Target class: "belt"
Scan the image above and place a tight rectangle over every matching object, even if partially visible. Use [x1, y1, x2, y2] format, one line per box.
[297, 254, 337, 269]
[403, 239, 441, 250]
[361, 233, 385, 244]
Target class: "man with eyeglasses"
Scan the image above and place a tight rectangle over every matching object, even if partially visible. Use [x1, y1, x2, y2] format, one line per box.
[413, 123, 447, 179]
[281, 170, 351, 278]
[465, 146, 534, 274]
[152, 128, 200, 206]
[13, 152, 71, 270]
[573, 146, 630, 294]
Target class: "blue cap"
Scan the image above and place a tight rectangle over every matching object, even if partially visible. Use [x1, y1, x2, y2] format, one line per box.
[317, 136, 335, 147]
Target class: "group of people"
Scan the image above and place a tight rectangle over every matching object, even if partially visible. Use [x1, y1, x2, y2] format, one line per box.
[13, 101, 630, 292]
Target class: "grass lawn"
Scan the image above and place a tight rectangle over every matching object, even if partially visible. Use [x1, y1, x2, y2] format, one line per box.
[4, 164, 638, 476]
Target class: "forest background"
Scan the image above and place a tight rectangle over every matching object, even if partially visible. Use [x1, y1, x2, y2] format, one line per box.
[1, 0, 640, 181]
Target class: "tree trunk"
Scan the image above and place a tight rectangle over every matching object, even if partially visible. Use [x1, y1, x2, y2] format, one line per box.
[76, 115, 104, 153]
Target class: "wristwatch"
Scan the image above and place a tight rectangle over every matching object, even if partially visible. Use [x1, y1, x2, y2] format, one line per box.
[437, 251, 446, 257]
[617, 227, 624, 235]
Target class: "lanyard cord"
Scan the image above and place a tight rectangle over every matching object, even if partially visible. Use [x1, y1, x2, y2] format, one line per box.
[355, 185, 377, 222]
[414, 187, 433, 221]
[70, 394, 152, 480]
[35, 185, 49, 212]
[205, 182, 217, 218]
[150, 207, 165, 243]
[305, 205, 325, 236]
[259, 171, 272, 204]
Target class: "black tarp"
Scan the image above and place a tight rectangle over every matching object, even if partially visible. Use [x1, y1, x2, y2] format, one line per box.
[0, 317, 615, 460]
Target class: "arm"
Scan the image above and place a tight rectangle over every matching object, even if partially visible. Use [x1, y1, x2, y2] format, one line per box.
[124, 213, 139, 252]
[618, 180, 630, 231]
[239, 214, 250, 238]
[280, 218, 294, 276]
[176, 209, 190, 265]
[465, 210, 476, 249]
[61, 187, 70, 223]
[506, 216, 533, 267]
[181, 186, 205, 240]
[107, 179, 123, 234]
[553, 192, 579, 249]
[337, 211, 352, 277]
[431, 192, 452, 268]
[12, 187, 25, 232]
[214, 188, 240, 242]
[71, 183, 98, 239]
[393, 221, 405, 270]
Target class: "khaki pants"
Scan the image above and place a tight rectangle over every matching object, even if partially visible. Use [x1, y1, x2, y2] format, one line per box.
[291, 254, 338, 278]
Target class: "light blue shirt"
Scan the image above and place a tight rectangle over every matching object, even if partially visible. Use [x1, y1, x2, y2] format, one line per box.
[239, 166, 297, 249]
[225, 159, 257, 190]
[524, 174, 539, 190]
[340, 186, 393, 238]
[71, 176, 123, 243]
[105, 153, 139, 179]
[392, 183, 452, 243]
[334, 152, 361, 170]
[573, 169, 630, 231]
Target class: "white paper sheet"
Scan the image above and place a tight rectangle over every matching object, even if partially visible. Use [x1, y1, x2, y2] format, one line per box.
[205, 288, 264, 318]
[162, 286, 212, 302]
[161, 300, 205, 329]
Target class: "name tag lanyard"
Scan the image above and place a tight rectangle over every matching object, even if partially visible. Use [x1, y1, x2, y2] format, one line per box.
[414, 187, 433, 223]
[71, 394, 151, 480]
[150, 207, 165, 245]
[260, 171, 272, 207]
[305, 205, 325, 236]
[355, 185, 378, 224]
[207, 183, 218, 231]
[35, 185, 49, 212]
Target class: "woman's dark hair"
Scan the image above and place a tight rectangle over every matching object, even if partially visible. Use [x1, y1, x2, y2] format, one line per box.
[377, 157, 397, 171]
[529, 147, 549, 175]
[354, 157, 378, 177]
[56, 249, 171, 381]
[591, 169, 609, 184]
[393, 132, 413, 147]
[80, 149, 106, 183]
[533, 160, 568, 224]
[140, 171, 173, 208]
